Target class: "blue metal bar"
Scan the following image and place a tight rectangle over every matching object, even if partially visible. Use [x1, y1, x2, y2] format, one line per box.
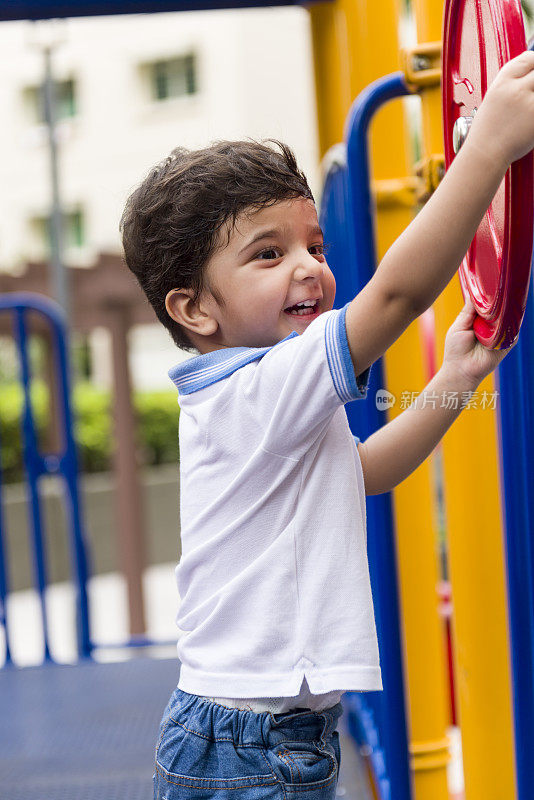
[345, 72, 415, 800]
[93, 635, 179, 650]
[320, 149, 358, 308]
[50, 307, 92, 659]
[0, 293, 93, 663]
[0, 0, 313, 22]
[496, 263, 534, 800]
[320, 72, 417, 800]
[0, 292, 181, 665]
[520, 278, 534, 597]
[493, 51, 534, 791]
[344, 691, 390, 800]
[344, 73, 413, 291]
[0, 426, 13, 666]
[13, 307, 54, 663]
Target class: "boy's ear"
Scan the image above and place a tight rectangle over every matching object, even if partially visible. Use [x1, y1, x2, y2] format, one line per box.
[165, 288, 218, 336]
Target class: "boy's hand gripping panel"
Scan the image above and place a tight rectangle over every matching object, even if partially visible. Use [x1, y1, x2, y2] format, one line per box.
[442, 0, 534, 349]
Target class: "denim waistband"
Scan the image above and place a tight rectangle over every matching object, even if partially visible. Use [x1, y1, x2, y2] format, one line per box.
[172, 687, 344, 748]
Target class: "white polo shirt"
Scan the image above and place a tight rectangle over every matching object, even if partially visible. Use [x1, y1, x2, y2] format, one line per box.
[168, 302, 383, 700]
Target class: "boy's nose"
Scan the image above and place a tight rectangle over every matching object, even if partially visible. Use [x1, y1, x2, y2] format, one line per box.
[292, 252, 324, 282]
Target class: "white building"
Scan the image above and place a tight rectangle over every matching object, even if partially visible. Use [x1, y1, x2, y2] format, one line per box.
[0, 9, 320, 388]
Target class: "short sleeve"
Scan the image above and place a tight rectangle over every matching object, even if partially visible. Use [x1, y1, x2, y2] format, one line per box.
[324, 303, 371, 402]
[239, 303, 371, 459]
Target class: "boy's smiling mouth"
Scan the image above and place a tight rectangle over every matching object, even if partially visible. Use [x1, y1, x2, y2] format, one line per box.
[283, 299, 321, 318]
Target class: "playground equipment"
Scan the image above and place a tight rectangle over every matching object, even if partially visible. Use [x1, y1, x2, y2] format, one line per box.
[321, 73, 416, 800]
[441, 12, 534, 797]
[1, 1, 534, 800]
[416, 2, 534, 800]
[319, 2, 534, 800]
[442, 0, 534, 348]
[0, 292, 176, 660]
[0, 294, 182, 794]
[0, 293, 92, 664]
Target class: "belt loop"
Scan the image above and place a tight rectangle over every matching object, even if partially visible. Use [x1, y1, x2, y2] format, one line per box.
[318, 710, 330, 746]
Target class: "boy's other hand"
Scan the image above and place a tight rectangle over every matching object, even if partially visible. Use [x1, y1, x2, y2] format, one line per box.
[441, 296, 516, 387]
[465, 50, 534, 170]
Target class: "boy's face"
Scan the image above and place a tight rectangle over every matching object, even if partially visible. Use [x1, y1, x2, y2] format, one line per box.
[168, 197, 336, 352]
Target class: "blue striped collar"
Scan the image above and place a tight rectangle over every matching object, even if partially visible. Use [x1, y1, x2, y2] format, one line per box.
[168, 331, 299, 395]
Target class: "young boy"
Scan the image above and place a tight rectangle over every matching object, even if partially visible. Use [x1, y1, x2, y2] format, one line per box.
[120, 51, 534, 800]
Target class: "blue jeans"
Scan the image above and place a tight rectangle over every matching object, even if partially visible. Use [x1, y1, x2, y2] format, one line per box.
[153, 687, 344, 799]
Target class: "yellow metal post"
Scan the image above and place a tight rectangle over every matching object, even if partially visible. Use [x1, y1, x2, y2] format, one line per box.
[308, 3, 451, 799]
[412, 1, 517, 798]
[308, 2, 352, 151]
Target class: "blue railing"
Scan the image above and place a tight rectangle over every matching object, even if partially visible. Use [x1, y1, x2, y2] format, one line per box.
[322, 65, 534, 800]
[320, 72, 416, 800]
[0, 293, 92, 664]
[0, 0, 313, 22]
[497, 263, 534, 800]
[0, 292, 177, 667]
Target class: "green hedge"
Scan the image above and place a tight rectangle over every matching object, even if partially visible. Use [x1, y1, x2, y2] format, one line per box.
[0, 380, 179, 484]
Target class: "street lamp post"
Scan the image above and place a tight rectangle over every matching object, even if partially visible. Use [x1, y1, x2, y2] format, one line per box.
[28, 20, 70, 328]
[42, 42, 70, 328]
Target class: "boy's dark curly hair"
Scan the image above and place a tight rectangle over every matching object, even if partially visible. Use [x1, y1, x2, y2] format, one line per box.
[119, 139, 315, 353]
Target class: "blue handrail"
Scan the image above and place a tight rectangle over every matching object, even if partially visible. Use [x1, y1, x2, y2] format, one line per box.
[0, 292, 179, 667]
[0, 0, 312, 22]
[0, 292, 92, 663]
[323, 67, 534, 800]
[320, 72, 416, 800]
[0, 425, 12, 665]
[497, 264, 534, 800]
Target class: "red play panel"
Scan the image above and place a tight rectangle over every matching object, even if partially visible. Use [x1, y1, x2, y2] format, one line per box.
[442, 0, 534, 349]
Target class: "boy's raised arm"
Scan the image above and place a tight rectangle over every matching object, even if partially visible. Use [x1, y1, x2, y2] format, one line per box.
[355, 296, 514, 496]
[344, 50, 534, 380]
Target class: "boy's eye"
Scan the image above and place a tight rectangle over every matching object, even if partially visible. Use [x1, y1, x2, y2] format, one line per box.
[254, 243, 327, 261]
[256, 248, 281, 260]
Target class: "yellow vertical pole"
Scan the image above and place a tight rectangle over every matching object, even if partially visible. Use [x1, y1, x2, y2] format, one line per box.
[308, 2, 352, 150]
[412, 1, 517, 799]
[308, 3, 451, 800]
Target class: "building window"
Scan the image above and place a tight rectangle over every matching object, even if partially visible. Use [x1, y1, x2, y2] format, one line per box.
[30, 209, 85, 256]
[23, 78, 77, 125]
[148, 55, 197, 101]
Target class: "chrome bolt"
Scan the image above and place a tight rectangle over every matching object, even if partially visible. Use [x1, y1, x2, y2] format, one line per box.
[412, 55, 431, 72]
[452, 108, 477, 154]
